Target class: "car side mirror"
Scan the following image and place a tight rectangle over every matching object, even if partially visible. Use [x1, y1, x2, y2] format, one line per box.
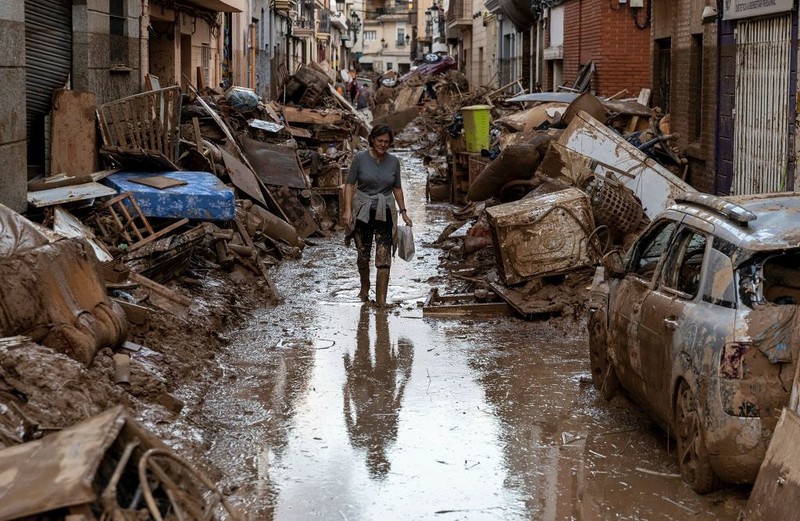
[602, 250, 625, 278]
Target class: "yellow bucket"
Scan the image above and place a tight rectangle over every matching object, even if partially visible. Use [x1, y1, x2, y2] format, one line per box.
[461, 105, 491, 153]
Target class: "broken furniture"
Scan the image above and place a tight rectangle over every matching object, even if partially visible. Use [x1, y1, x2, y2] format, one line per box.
[0, 406, 241, 520]
[103, 171, 236, 221]
[422, 287, 512, 317]
[98, 86, 182, 165]
[92, 192, 190, 252]
[485, 187, 597, 285]
[0, 204, 128, 366]
[558, 110, 691, 219]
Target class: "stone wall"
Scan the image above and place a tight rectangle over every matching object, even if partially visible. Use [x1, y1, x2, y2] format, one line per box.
[0, 2, 27, 212]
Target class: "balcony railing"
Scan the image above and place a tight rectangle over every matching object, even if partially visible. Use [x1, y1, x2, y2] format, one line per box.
[365, 6, 412, 19]
[446, 0, 470, 29]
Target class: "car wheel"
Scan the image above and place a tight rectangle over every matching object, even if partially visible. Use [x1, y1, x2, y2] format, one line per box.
[588, 308, 620, 400]
[674, 379, 720, 494]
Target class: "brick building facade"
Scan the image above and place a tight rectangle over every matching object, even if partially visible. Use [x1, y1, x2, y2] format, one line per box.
[651, 1, 718, 193]
[554, 0, 650, 96]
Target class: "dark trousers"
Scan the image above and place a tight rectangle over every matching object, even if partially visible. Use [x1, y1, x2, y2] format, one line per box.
[354, 210, 392, 270]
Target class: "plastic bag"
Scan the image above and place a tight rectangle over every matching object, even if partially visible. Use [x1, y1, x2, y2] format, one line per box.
[397, 226, 415, 262]
[225, 86, 260, 112]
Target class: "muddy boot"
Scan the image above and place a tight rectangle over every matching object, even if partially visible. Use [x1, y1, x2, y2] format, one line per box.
[375, 268, 390, 307]
[358, 266, 370, 302]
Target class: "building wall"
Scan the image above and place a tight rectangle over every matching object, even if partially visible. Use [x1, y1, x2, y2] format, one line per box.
[470, 12, 488, 88]
[656, 0, 718, 193]
[563, 0, 650, 96]
[0, 2, 27, 212]
[73, 1, 142, 105]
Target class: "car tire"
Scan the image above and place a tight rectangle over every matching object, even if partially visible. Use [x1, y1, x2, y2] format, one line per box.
[674, 379, 721, 494]
[588, 308, 620, 400]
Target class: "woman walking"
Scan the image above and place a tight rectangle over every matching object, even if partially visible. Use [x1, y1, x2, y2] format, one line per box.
[343, 125, 413, 307]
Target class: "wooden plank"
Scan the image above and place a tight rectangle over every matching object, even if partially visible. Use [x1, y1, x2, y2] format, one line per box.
[192, 117, 203, 151]
[26, 182, 117, 208]
[128, 218, 189, 252]
[626, 88, 652, 133]
[218, 147, 268, 207]
[282, 106, 344, 126]
[129, 175, 188, 190]
[112, 298, 151, 325]
[128, 272, 192, 318]
[50, 89, 97, 177]
[28, 174, 93, 192]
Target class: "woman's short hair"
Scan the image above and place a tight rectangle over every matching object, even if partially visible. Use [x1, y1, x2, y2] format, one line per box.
[368, 124, 394, 147]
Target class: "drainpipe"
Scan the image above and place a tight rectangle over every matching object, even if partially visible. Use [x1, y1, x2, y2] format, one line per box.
[533, 22, 538, 89]
[497, 12, 503, 87]
[140, 0, 150, 89]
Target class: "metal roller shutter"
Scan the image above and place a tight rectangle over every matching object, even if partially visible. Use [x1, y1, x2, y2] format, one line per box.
[25, 0, 73, 170]
[733, 14, 792, 194]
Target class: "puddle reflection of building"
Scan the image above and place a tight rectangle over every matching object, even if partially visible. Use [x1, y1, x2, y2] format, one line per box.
[343, 307, 414, 479]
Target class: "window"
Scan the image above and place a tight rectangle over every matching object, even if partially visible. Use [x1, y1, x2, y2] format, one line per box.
[701, 247, 736, 308]
[386, 62, 393, 70]
[110, 0, 127, 65]
[661, 229, 707, 298]
[630, 221, 677, 280]
[201, 44, 211, 88]
[396, 27, 405, 46]
[364, 30, 377, 41]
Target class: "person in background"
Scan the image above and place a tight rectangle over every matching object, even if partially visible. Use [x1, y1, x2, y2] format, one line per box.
[355, 82, 373, 110]
[348, 80, 359, 104]
[343, 124, 413, 307]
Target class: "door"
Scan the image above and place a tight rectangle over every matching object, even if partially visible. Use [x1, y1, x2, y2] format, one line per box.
[638, 227, 708, 424]
[609, 219, 679, 400]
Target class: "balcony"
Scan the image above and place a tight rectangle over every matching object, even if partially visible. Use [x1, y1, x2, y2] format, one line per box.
[185, 0, 245, 12]
[292, 18, 315, 37]
[273, 0, 293, 13]
[365, 6, 413, 20]
[330, 11, 348, 31]
[446, 0, 470, 35]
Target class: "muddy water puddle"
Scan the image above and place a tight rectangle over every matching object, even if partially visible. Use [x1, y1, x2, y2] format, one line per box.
[198, 152, 748, 519]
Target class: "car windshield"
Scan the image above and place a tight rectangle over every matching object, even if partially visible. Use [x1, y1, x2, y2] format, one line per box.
[737, 249, 800, 308]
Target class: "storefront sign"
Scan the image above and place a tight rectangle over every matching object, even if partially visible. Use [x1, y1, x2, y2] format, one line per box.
[723, 0, 794, 20]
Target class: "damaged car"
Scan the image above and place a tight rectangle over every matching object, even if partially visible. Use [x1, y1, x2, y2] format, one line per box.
[587, 192, 800, 493]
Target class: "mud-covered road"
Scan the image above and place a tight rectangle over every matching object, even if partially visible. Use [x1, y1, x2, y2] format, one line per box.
[185, 151, 749, 519]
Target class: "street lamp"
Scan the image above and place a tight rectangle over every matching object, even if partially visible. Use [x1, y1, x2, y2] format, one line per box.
[425, 8, 432, 23]
[349, 10, 361, 46]
[335, 0, 344, 13]
[405, 34, 410, 46]
[380, 37, 387, 48]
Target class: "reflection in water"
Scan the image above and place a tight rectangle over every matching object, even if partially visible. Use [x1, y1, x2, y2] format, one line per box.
[343, 307, 414, 479]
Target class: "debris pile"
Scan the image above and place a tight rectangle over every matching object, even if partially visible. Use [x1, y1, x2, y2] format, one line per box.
[412, 87, 691, 319]
[0, 64, 374, 512]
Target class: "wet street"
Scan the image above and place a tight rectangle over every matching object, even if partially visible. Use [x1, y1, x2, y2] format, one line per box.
[195, 151, 749, 519]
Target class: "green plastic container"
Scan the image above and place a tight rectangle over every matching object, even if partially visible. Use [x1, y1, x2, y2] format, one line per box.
[461, 105, 491, 153]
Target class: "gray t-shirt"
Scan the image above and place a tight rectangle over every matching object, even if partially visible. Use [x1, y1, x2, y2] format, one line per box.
[347, 150, 402, 196]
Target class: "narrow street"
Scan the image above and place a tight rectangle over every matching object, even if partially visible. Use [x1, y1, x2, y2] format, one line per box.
[184, 151, 749, 519]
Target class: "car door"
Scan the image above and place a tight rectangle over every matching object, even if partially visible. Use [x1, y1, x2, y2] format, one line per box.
[637, 224, 709, 425]
[609, 218, 679, 402]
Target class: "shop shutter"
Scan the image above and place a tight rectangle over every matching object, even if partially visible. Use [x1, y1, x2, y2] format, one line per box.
[733, 14, 792, 194]
[25, 0, 72, 170]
